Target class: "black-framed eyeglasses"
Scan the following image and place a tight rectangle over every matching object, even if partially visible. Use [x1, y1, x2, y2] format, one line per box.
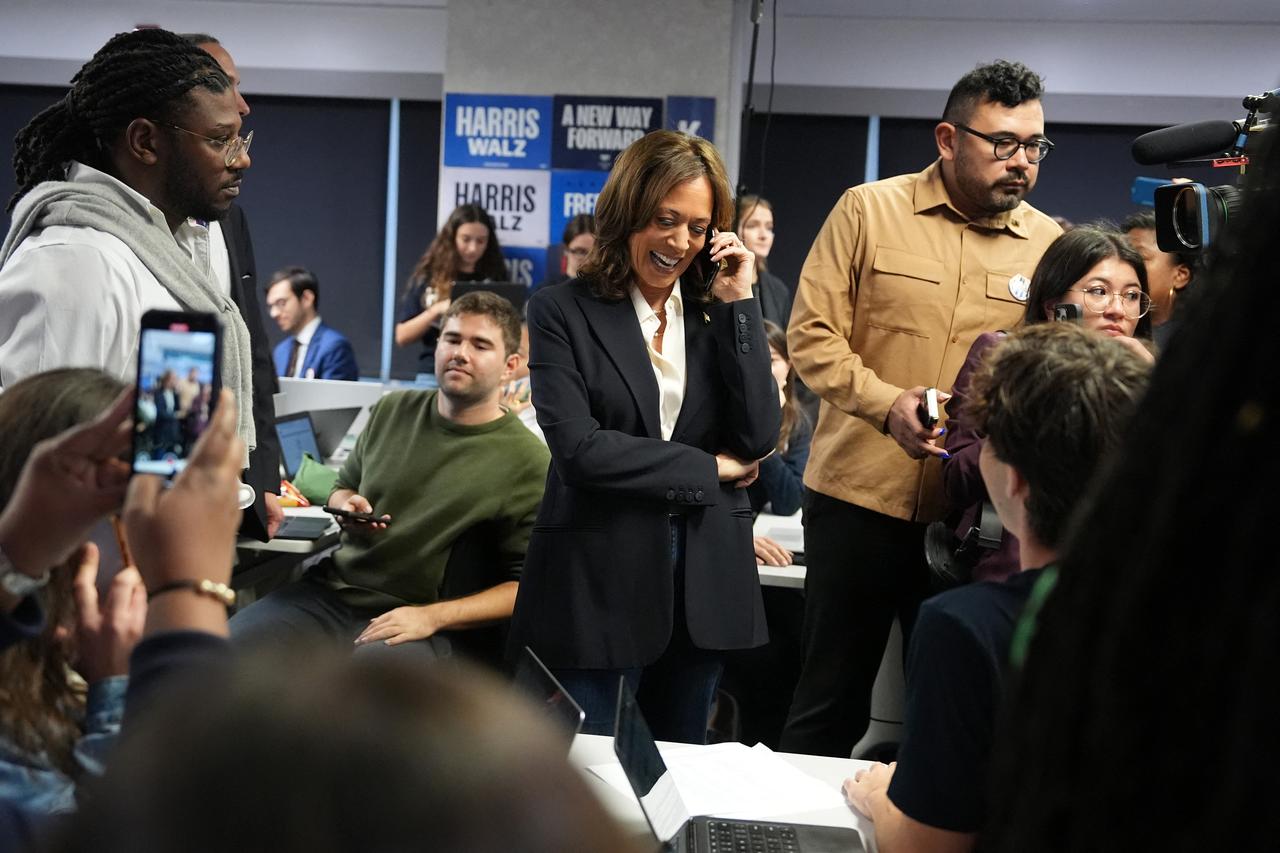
[150, 120, 253, 168]
[1067, 285, 1152, 319]
[952, 123, 1054, 164]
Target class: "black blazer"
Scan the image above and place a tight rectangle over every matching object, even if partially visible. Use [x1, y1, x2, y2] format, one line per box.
[221, 205, 282, 541]
[755, 268, 795, 329]
[508, 278, 781, 669]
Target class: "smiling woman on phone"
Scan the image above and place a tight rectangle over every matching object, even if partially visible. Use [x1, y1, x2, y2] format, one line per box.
[507, 130, 781, 743]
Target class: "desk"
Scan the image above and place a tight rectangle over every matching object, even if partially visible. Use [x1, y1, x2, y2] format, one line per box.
[569, 733, 875, 850]
[232, 507, 339, 602]
[756, 511, 806, 589]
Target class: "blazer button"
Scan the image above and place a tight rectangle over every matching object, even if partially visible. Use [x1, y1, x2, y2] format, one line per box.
[695, 489, 704, 502]
[677, 490, 686, 502]
[738, 312, 747, 323]
[740, 343, 750, 353]
[666, 489, 675, 500]
[738, 323, 748, 333]
[739, 332, 750, 342]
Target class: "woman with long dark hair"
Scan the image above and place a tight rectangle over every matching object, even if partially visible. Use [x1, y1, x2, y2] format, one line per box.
[508, 130, 780, 743]
[395, 204, 507, 381]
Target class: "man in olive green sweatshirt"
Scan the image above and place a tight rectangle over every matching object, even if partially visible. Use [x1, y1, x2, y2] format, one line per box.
[230, 292, 550, 660]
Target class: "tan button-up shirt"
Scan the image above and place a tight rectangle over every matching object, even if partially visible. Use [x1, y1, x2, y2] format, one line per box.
[788, 159, 1062, 523]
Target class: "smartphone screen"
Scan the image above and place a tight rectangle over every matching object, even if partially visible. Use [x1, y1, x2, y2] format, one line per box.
[133, 310, 222, 478]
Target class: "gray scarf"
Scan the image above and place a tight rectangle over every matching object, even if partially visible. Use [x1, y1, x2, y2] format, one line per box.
[1, 177, 256, 460]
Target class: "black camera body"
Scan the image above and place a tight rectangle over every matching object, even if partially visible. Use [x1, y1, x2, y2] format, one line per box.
[1134, 88, 1275, 253]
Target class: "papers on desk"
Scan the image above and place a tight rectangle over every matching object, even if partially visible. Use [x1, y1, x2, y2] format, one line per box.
[588, 741, 847, 821]
[753, 511, 804, 554]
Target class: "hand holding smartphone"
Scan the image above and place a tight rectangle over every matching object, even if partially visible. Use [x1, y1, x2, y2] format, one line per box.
[919, 387, 940, 429]
[323, 506, 392, 527]
[132, 310, 222, 479]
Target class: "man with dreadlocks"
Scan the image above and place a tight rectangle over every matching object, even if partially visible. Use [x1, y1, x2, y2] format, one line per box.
[0, 28, 257, 478]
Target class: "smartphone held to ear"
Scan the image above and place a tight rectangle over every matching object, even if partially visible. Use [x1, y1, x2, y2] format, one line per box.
[695, 228, 726, 295]
[132, 310, 222, 478]
[1054, 303, 1083, 323]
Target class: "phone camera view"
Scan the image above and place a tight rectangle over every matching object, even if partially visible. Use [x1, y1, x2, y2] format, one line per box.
[134, 323, 218, 477]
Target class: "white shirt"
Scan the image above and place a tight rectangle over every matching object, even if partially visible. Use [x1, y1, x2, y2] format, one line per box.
[629, 283, 687, 441]
[289, 315, 324, 378]
[0, 162, 222, 387]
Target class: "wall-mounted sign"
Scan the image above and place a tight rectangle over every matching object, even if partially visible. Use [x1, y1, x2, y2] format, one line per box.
[551, 95, 663, 171]
[443, 93, 553, 170]
[438, 166, 550, 248]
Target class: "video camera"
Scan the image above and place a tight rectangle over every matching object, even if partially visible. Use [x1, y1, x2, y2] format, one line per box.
[1131, 88, 1277, 252]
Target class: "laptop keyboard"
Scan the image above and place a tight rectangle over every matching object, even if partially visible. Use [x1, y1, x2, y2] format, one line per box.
[706, 820, 800, 852]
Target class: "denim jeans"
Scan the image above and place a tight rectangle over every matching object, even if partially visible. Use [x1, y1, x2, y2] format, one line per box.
[552, 516, 723, 744]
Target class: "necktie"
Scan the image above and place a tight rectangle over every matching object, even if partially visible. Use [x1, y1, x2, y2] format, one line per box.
[285, 338, 301, 377]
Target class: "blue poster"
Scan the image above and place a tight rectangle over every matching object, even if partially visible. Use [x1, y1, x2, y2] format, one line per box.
[501, 246, 548, 290]
[552, 95, 663, 171]
[548, 170, 609, 246]
[665, 96, 716, 141]
[443, 93, 553, 170]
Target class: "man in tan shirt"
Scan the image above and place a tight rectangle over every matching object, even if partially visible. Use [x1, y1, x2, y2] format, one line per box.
[781, 60, 1063, 757]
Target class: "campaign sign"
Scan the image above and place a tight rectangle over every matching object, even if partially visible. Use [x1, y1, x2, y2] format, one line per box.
[443, 93, 553, 170]
[665, 96, 716, 141]
[438, 167, 550, 249]
[501, 246, 548, 289]
[548, 170, 609, 247]
[552, 95, 663, 171]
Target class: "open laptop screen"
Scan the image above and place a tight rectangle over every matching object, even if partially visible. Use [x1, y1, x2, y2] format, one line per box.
[614, 678, 690, 844]
[275, 412, 322, 479]
[512, 647, 585, 749]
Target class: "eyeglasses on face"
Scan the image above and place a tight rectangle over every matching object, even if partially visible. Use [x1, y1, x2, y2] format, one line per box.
[952, 123, 1054, 164]
[1067, 285, 1152, 319]
[150, 119, 253, 167]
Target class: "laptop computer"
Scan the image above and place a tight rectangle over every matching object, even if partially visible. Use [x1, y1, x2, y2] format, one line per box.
[613, 679, 864, 853]
[451, 281, 528, 314]
[512, 646, 585, 751]
[275, 412, 324, 480]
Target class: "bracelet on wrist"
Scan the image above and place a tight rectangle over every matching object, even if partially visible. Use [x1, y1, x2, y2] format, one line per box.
[148, 579, 236, 607]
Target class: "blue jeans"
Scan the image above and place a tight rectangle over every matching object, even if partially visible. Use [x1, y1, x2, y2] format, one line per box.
[552, 516, 723, 744]
[229, 572, 452, 663]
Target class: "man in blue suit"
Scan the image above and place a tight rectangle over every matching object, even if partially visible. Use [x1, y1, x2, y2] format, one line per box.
[266, 266, 359, 381]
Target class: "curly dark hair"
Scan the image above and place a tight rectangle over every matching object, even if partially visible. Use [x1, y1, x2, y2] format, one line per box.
[942, 60, 1044, 124]
[1120, 209, 1201, 275]
[8, 28, 229, 212]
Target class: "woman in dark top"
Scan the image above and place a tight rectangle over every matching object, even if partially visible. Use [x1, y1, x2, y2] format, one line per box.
[943, 226, 1153, 583]
[736, 195, 793, 327]
[395, 204, 507, 381]
[508, 130, 780, 743]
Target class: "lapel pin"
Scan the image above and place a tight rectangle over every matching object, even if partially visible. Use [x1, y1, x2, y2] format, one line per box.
[702, 311, 711, 325]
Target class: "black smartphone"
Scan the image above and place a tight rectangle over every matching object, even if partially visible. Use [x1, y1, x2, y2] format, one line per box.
[919, 387, 940, 429]
[1054, 303, 1083, 323]
[133, 310, 222, 478]
[693, 227, 724, 295]
[323, 506, 391, 526]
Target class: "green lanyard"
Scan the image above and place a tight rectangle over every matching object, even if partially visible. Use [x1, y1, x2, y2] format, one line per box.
[1009, 564, 1059, 671]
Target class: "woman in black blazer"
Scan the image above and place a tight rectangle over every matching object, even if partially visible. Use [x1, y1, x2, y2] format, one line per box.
[509, 131, 781, 742]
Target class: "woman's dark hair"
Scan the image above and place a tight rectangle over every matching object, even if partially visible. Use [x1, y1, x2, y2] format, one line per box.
[0, 368, 126, 775]
[580, 130, 733, 301]
[985, 127, 1280, 851]
[8, 28, 229, 212]
[59, 651, 646, 853]
[763, 320, 801, 453]
[1023, 224, 1153, 339]
[561, 212, 596, 246]
[406, 204, 507, 306]
[735, 194, 773, 272]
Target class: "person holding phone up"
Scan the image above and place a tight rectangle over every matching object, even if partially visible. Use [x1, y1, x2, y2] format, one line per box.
[507, 130, 781, 743]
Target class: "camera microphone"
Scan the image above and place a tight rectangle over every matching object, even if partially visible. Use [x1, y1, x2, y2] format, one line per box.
[1131, 120, 1239, 165]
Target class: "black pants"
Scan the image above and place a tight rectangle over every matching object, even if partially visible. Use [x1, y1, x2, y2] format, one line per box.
[779, 490, 930, 757]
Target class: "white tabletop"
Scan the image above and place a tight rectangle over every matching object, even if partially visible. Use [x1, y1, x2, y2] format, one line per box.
[570, 733, 875, 850]
[236, 505, 339, 554]
[755, 511, 806, 589]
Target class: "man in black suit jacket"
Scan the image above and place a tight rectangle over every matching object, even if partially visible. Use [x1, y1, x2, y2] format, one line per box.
[186, 34, 282, 540]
